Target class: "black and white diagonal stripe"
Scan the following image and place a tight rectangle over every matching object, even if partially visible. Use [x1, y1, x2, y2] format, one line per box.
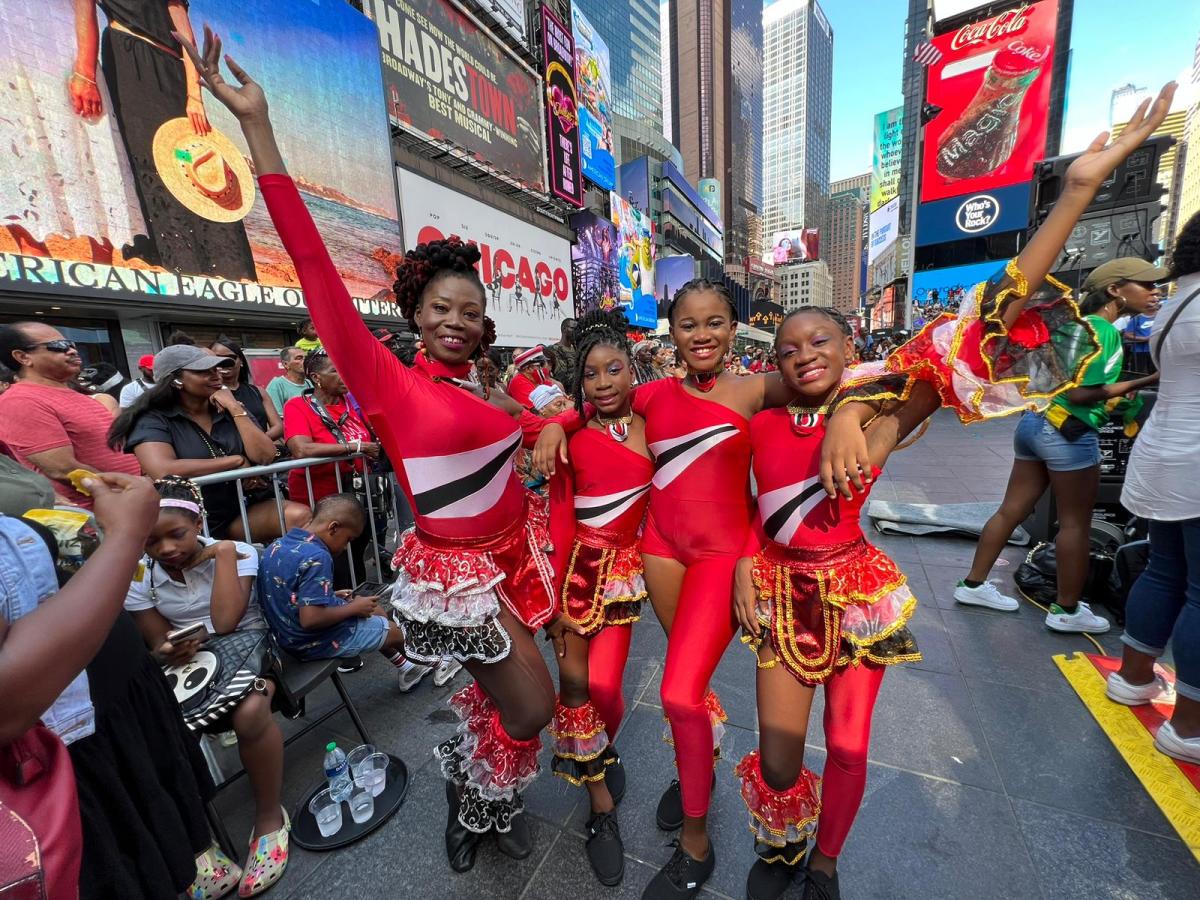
[575, 482, 652, 528]
[757, 475, 826, 545]
[403, 430, 521, 519]
[648, 424, 740, 489]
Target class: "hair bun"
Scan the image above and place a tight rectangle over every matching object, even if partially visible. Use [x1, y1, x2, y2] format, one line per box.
[391, 236, 483, 334]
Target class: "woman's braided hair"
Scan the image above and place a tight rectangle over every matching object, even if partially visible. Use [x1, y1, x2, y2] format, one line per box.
[154, 475, 205, 520]
[571, 308, 631, 415]
[392, 236, 494, 358]
[779, 305, 853, 339]
[666, 278, 738, 325]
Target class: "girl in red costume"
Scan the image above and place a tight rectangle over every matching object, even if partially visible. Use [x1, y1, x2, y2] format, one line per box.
[545, 310, 652, 888]
[732, 83, 1177, 900]
[180, 31, 580, 875]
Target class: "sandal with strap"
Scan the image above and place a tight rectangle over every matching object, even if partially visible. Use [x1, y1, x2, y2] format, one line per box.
[188, 845, 242, 900]
[239, 808, 291, 897]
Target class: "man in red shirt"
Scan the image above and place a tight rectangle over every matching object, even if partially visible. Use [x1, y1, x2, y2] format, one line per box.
[0, 323, 141, 507]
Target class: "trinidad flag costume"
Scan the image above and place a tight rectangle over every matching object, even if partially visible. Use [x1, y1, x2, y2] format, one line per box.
[261, 175, 571, 836]
[735, 260, 1099, 867]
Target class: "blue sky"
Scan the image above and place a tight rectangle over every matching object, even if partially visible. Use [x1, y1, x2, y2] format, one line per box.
[801, 0, 1200, 182]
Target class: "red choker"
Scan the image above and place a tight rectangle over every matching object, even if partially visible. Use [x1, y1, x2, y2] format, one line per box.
[689, 372, 720, 393]
[415, 349, 472, 382]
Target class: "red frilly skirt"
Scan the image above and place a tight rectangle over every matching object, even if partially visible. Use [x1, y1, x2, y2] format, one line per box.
[558, 523, 645, 636]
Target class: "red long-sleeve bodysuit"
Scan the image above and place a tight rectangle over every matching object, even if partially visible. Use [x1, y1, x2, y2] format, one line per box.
[629, 377, 753, 818]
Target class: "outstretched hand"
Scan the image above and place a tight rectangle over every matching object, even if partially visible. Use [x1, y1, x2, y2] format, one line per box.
[174, 24, 268, 123]
[1065, 82, 1176, 192]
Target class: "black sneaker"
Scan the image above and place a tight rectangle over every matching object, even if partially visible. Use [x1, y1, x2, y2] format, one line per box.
[496, 810, 533, 859]
[802, 867, 840, 900]
[336, 656, 365, 673]
[586, 810, 624, 886]
[641, 840, 716, 899]
[655, 772, 716, 831]
[746, 856, 801, 900]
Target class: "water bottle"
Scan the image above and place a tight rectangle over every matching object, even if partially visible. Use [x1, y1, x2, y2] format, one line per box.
[324, 742, 352, 802]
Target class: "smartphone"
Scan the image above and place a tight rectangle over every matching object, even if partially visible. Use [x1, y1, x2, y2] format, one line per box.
[350, 581, 387, 598]
[166, 622, 208, 644]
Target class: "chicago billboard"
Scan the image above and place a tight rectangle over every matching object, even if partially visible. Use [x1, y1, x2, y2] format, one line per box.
[870, 107, 904, 212]
[541, 5, 583, 206]
[571, 5, 615, 191]
[397, 168, 572, 346]
[920, 0, 1060, 204]
[0, 0, 400, 312]
[365, 0, 546, 194]
[610, 192, 657, 329]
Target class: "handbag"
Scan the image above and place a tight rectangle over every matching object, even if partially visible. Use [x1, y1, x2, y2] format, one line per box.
[161, 626, 279, 732]
[304, 393, 391, 509]
[0, 726, 83, 899]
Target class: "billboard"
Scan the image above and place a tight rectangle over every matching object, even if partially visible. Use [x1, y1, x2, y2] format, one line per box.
[920, 0, 1060, 204]
[397, 168, 572, 346]
[874, 284, 897, 330]
[610, 192, 657, 328]
[618, 157, 651, 211]
[699, 178, 722, 217]
[870, 107, 904, 212]
[570, 211, 619, 318]
[571, 5, 615, 191]
[541, 6, 583, 206]
[655, 254, 696, 319]
[482, 0, 528, 45]
[868, 197, 900, 264]
[365, 0, 546, 194]
[0, 0, 399, 312]
[932, 1, 995, 23]
[911, 260, 1006, 311]
[766, 230, 820, 265]
[916, 182, 1031, 245]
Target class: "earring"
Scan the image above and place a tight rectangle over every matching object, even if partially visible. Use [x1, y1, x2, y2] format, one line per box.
[173, 379, 183, 387]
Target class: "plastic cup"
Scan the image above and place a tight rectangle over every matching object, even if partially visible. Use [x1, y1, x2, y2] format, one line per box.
[354, 752, 388, 798]
[348, 783, 374, 824]
[309, 788, 343, 838]
[347, 743, 376, 778]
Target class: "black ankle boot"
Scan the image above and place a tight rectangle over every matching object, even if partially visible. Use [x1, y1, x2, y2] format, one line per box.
[496, 807, 533, 859]
[444, 781, 482, 872]
[746, 856, 802, 900]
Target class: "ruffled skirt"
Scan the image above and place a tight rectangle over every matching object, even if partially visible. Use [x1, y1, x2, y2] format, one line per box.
[547, 701, 619, 786]
[744, 537, 920, 686]
[559, 523, 645, 636]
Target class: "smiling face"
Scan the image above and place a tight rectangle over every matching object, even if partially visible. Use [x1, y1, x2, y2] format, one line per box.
[145, 510, 203, 570]
[581, 343, 634, 416]
[414, 273, 486, 366]
[775, 311, 855, 401]
[177, 364, 225, 399]
[210, 343, 241, 386]
[670, 290, 734, 373]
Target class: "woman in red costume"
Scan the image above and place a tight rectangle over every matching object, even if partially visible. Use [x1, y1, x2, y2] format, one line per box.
[732, 84, 1177, 900]
[545, 310, 652, 888]
[180, 31, 579, 874]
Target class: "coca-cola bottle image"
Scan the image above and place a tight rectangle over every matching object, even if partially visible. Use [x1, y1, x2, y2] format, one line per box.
[935, 42, 1048, 182]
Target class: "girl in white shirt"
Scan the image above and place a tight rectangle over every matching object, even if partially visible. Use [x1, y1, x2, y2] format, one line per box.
[1107, 211, 1200, 765]
[125, 477, 289, 898]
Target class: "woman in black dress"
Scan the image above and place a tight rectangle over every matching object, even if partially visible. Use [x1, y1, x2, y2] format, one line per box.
[70, 0, 256, 279]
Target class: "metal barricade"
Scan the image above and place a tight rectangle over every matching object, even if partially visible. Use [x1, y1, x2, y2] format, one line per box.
[192, 454, 408, 587]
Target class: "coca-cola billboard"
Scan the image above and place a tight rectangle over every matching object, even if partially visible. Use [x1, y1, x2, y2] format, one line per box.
[920, 0, 1060, 204]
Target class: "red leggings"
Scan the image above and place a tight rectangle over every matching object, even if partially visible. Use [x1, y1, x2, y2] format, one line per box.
[660, 556, 740, 817]
[759, 662, 885, 858]
[587, 624, 634, 739]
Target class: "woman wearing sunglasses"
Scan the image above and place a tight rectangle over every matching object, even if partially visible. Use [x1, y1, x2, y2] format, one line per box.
[209, 336, 284, 441]
[0, 323, 141, 509]
[108, 344, 309, 542]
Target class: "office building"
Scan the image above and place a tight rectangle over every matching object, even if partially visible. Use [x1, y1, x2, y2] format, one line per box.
[576, 0, 664, 130]
[618, 156, 725, 265]
[661, 0, 673, 143]
[827, 189, 865, 312]
[777, 259, 833, 311]
[763, 0, 833, 244]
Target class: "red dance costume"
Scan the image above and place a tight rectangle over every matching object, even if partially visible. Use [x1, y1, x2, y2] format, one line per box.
[736, 408, 919, 862]
[547, 426, 652, 785]
[261, 175, 560, 834]
[635, 377, 750, 818]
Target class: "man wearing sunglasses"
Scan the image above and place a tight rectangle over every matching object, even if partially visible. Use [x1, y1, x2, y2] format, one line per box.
[0, 323, 142, 508]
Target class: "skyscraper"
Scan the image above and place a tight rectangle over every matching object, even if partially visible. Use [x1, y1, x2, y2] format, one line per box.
[828, 173, 871, 312]
[1178, 32, 1200, 237]
[576, 0, 663, 131]
[667, 0, 761, 263]
[762, 0, 833, 248]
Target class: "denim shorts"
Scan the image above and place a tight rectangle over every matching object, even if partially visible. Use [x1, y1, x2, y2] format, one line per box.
[1012, 411, 1100, 472]
[293, 613, 390, 661]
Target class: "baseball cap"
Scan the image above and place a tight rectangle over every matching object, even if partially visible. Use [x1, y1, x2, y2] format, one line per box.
[137, 353, 155, 369]
[1081, 258, 1170, 295]
[153, 345, 233, 382]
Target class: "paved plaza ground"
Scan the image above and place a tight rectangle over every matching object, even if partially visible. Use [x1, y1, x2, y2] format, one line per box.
[207, 411, 1200, 899]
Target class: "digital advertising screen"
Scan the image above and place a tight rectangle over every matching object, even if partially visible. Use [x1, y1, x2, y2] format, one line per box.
[766, 229, 820, 265]
[920, 0, 1060, 204]
[569, 210, 619, 318]
[871, 107, 904, 212]
[571, 5, 615, 191]
[655, 254, 696, 319]
[910, 260, 1006, 311]
[541, 5, 583, 207]
[0, 0, 400, 313]
[609, 192, 657, 328]
[365, 0, 546, 194]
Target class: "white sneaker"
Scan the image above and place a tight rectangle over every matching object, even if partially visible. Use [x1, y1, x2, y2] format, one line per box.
[1154, 720, 1200, 765]
[954, 580, 1020, 611]
[1105, 671, 1177, 706]
[432, 657, 463, 687]
[396, 659, 433, 693]
[1044, 602, 1110, 634]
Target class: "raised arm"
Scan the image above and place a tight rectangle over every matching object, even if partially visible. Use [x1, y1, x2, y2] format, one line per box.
[176, 26, 407, 417]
